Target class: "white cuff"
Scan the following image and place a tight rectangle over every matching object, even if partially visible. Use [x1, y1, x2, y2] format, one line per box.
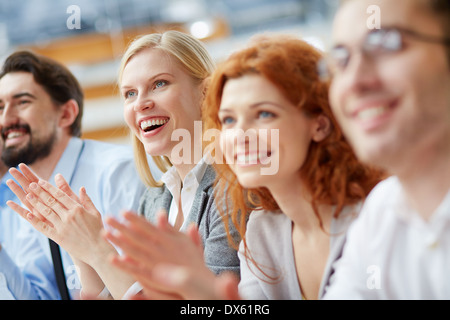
[122, 281, 143, 300]
[80, 286, 111, 300]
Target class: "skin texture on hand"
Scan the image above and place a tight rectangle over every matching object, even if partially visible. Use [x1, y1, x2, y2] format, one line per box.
[7, 164, 113, 265]
[6, 163, 139, 299]
[105, 210, 241, 300]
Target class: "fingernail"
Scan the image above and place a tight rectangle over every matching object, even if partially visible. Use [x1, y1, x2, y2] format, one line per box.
[26, 193, 34, 200]
[29, 183, 37, 190]
[38, 180, 45, 186]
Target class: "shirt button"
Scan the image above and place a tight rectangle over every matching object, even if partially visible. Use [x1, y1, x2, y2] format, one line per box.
[425, 234, 439, 249]
[428, 241, 439, 249]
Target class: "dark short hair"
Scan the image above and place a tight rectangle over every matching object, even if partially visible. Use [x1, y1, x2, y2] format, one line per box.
[428, 0, 450, 62]
[0, 51, 84, 137]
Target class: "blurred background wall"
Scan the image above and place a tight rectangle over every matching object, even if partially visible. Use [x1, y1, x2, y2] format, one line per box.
[0, 0, 338, 145]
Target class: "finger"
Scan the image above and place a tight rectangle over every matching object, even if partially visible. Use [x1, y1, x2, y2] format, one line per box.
[7, 179, 50, 222]
[186, 223, 203, 249]
[109, 255, 168, 295]
[79, 186, 97, 212]
[109, 254, 145, 276]
[110, 256, 182, 300]
[104, 228, 149, 261]
[7, 200, 56, 234]
[141, 286, 182, 300]
[6, 199, 33, 221]
[25, 191, 61, 227]
[121, 211, 164, 244]
[9, 168, 33, 194]
[155, 210, 172, 231]
[151, 264, 216, 299]
[104, 217, 160, 264]
[54, 174, 80, 203]
[31, 180, 75, 210]
[28, 182, 65, 213]
[18, 163, 40, 184]
[6, 178, 32, 210]
[216, 272, 241, 300]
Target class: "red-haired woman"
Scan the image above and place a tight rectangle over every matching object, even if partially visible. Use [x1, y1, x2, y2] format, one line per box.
[105, 34, 385, 300]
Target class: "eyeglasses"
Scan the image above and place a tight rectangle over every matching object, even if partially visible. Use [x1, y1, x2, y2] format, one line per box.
[318, 26, 450, 81]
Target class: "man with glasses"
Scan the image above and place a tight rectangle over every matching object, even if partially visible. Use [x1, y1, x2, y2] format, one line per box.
[322, 0, 450, 299]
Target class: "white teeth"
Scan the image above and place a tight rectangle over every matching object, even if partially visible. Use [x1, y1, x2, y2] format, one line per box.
[7, 131, 25, 139]
[357, 106, 389, 120]
[140, 118, 168, 131]
[236, 152, 270, 165]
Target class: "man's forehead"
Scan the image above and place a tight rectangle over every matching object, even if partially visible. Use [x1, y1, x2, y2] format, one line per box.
[331, 0, 425, 46]
[331, 1, 368, 46]
[0, 72, 39, 97]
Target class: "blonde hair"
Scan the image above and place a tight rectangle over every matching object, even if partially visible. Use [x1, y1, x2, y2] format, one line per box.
[118, 30, 215, 187]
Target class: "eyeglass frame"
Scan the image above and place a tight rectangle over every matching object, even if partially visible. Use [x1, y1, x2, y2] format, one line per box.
[317, 26, 450, 81]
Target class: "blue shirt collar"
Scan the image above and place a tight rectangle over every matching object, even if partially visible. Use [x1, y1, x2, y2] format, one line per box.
[50, 137, 84, 186]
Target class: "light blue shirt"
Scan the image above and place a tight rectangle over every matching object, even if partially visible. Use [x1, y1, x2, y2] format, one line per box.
[0, 137, 157, 300]
[0, 182, 58, 300]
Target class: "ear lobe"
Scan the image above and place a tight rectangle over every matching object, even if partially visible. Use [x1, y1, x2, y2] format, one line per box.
[312, 115, 332, 143]
[58, 99, 79, 130]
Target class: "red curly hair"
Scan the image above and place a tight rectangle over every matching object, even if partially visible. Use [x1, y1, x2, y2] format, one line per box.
[202, 34, 384, 252]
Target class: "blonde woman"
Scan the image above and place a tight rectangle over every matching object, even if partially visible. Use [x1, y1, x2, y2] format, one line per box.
[7, 30, 240, 299]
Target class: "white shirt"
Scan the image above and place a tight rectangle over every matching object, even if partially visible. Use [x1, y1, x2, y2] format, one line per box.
[324, 176, 450, 299]
[238, 205, 359, 300]
[160, 157, 208, 229]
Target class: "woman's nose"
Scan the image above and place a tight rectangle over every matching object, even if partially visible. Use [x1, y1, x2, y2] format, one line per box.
[134, 98, 155, 113]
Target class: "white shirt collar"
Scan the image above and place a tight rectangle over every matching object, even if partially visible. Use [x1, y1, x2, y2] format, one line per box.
[392, 177, 450, 230]
[161, 157, 208, 193]
[161, 157, 209, 228]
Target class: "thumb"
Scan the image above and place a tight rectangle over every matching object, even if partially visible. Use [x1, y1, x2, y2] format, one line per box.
[186, 223, 203, 250]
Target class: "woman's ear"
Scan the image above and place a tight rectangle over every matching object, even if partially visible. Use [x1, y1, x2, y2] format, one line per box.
[58, 99, 79, 130]
[311, 114, 332, 143]
[200, 76, 211, 99]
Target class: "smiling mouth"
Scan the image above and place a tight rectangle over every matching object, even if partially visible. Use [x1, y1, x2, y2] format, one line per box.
[351, 98, 399, 126]
[2, 125, 30, 143]
[140, 118, 169, 132]
[235, 151, 272, 165]
[355, 105, 390, 121]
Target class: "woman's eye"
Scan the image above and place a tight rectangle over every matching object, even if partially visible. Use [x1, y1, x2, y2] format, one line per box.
[154, 80, 168, 89]
[258, 111, 275, 118]
[220, 116, 235, 125]
[125, 91, 137, 99]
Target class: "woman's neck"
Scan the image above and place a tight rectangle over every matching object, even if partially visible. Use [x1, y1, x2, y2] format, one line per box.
[172, 162, 197, 183]
[168, 138, 203, 183]
[267, 176, 332, 237]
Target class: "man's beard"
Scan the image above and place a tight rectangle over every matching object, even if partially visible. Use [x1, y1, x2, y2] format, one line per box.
[1, 124, 57, 168]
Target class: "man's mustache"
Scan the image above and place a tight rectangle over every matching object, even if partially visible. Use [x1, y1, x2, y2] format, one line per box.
[1, 124, 31, 141]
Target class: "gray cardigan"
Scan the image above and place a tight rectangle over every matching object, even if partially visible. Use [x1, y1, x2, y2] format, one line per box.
[138, 165, 240, 276]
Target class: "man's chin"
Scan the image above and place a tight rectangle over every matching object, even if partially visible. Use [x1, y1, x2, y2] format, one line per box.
[2, 148, 33, 168]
